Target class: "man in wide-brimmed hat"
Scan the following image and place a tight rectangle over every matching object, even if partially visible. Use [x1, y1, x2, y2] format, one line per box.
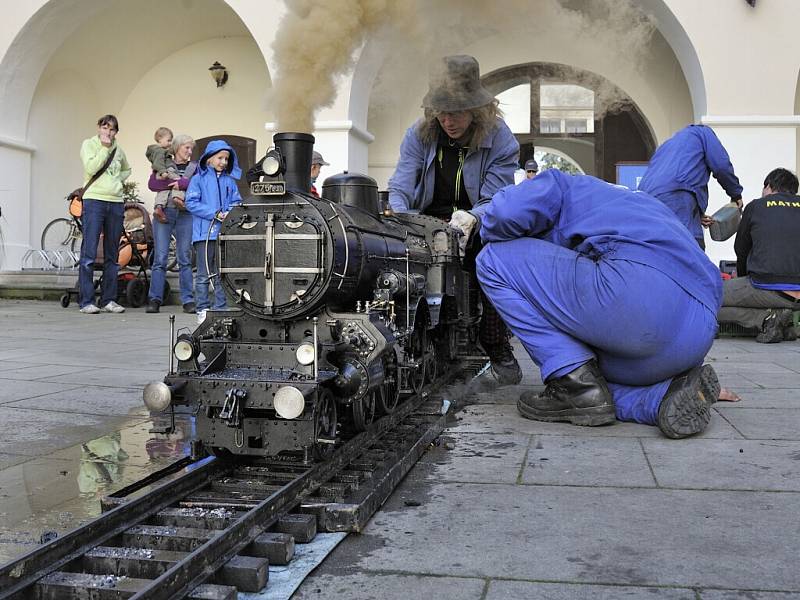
[388, 54, 522, 385]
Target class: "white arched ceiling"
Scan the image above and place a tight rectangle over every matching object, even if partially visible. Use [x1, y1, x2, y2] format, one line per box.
[637, 0, 706, 120]
[0, 0, 267, 144]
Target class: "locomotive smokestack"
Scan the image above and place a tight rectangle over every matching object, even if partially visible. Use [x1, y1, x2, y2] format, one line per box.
[274, 132, 315, 193]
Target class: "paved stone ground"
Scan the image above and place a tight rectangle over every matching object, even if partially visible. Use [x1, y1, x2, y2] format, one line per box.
[0, 299, 798, 599]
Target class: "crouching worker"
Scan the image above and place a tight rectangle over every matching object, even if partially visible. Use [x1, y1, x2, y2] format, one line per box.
[388, 54, 523, 385]
[476, 170, 723, 438]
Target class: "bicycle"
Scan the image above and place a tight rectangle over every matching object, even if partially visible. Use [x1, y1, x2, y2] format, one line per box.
[41, 213, 82, 268]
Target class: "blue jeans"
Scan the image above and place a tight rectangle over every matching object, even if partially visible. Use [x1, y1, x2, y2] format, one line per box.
[477, 238, 718, 425]
[149, 207, 194, 305]
[193, 240, 226, 311]
[78, 199, 124, 308]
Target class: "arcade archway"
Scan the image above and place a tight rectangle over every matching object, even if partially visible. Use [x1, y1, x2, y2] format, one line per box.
[484, 63, 656, 182]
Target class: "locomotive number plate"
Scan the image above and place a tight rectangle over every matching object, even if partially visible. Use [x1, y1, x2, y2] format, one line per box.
[251, 181, 286, 195]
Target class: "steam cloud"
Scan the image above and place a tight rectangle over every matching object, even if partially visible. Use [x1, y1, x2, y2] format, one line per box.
[270, 0, 419, 132]
[270, 0, 656, 132]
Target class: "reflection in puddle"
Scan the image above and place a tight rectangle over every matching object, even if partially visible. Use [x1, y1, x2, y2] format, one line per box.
[0, 415, 194, 563]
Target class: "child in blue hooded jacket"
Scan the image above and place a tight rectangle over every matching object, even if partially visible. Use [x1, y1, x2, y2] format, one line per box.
[185, 139, 242, 323]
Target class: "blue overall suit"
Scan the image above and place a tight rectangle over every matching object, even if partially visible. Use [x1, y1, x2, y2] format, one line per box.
[475, 170, 723, 424]
[639, 124, 742, 245]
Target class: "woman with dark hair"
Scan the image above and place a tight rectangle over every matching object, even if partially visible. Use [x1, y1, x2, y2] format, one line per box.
[387, 55, 522, 384]
[146, 134, 198, 314]
[77, 114, 131, 314]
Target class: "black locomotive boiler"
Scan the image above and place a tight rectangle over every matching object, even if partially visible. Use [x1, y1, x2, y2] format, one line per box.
[144, 132, 482, 461]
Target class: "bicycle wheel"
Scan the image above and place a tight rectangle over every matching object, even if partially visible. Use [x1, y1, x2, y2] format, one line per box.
[41, 218, 80, 267]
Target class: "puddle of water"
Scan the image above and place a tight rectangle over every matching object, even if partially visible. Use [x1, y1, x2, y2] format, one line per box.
[0, 414, 194, 564]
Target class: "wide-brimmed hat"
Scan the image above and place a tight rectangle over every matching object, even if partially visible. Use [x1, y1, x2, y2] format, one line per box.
[422, 55, 494, 112]
[311, 151, 329, 166]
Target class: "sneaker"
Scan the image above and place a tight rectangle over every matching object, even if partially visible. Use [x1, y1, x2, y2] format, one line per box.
[485, 339, 523, 385]
[182, 302, 196, 314]
[517, 359, 616, 426]
[101, 301, 125, 314]
[79, 304, 101, 314]
[657, 364, 720, 439]
[197, 310, 207, 325]
[756, 309, 793, 344]
[145, 299, 161, 314]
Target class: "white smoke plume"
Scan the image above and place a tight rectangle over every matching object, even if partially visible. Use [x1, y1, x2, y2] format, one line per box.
[270, 0, 419, 132]
[270, 0, 656, 131]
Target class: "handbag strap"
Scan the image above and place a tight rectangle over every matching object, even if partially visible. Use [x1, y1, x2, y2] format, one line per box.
[80, 147, 118, 199]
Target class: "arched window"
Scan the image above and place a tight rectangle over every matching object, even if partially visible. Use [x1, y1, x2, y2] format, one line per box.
[484, 63, 655, 182]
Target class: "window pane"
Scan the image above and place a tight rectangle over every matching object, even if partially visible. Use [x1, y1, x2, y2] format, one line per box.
[540, 84, 594, 134]
[496, 83, 530, 134]
[540, 118, 562, 134]
[565, 119, 588, 133]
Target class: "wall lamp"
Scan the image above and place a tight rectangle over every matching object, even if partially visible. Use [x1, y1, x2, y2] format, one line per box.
[209, 61, 228, 87]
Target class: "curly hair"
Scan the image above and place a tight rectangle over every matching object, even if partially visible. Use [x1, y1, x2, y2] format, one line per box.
[416, 99, 504, 147]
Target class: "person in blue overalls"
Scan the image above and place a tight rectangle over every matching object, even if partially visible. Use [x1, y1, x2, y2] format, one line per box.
[475, 170, 723, 438]
[639, 124, 742, 249]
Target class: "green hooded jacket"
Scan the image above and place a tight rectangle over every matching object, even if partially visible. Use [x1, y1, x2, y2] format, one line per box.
[80, 135, 131, 202]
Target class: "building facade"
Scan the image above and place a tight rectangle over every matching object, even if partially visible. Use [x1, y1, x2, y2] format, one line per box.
[0, 0, 798, 271]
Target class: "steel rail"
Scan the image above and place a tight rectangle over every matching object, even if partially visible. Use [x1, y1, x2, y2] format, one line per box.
[0, 457, 226, 599]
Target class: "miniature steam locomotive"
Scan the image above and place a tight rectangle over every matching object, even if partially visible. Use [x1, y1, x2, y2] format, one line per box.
[144, 132, 482, 461]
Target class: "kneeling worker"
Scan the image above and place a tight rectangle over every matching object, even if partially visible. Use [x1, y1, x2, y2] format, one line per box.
[476, 170, 722, 438]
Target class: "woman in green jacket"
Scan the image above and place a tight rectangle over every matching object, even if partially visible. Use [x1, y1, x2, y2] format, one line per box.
[78, 114, 131, 314]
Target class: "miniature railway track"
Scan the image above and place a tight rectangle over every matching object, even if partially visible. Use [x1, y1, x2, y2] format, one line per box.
[0, 359, 486, 600]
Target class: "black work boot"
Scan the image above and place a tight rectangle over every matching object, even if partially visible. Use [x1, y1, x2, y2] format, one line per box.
[182, 302, 196, 314]
[657, 364, 720, 439]
[756, 309, 793, 344]
[145, 299, 161, 314]
[485, 339, 523, 385]
[517, 360, 615, 426]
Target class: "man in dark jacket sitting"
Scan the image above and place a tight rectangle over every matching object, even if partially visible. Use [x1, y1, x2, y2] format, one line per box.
[717, 168, 800, 343]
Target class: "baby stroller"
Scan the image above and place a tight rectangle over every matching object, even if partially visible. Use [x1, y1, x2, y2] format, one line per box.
[60, 202, 167, 308]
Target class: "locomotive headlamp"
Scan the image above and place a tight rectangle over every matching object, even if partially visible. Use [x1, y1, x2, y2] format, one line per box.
[262, 150, 283, 177]
[274, 386, 305, 419]
[296, 342, 316, 366]
[143, 381, 172, 412]
[173, 335, 196, 362]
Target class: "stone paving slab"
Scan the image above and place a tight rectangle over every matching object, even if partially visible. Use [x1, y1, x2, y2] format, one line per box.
[642, 438, 800, 491]
[717, 407, 800, 440]
[0, 406, 145, 456]
[700, 591, 800, 599]
[0, 378, 83, 405]
[485, 580, 698, 599]
[34, 366, 166, 390]
[318, 483, 800, 591]
[5, 386, 148, 418]
[291, 573, 486, 599]
[0, 364, 92, 381]
[418, 433, 529, 484]
[520, 435, 656, 488]
[714, 388, 800, 409]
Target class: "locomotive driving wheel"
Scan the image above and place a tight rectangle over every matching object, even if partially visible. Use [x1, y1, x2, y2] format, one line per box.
[313, 389, 338, 460]
[376, 349, 401, 414]
[424, 336, 438, 384]
[351, 389, 376, 431]
[406, 321, 427, 395]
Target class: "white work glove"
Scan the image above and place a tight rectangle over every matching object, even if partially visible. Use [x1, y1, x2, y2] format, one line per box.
[449, 210, 478, 256]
